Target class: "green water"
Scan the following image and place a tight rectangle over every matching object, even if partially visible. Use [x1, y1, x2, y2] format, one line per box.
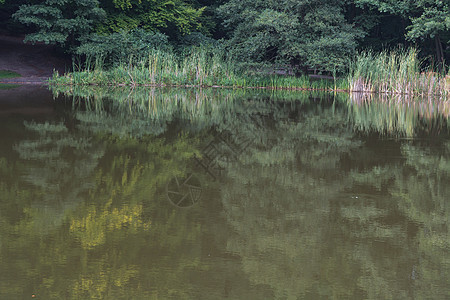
[0, 86, 449, 299]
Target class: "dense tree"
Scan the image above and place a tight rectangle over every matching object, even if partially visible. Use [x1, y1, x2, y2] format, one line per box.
[0, 0, 36, 33]
[187, 0, 228, 39]
[355, 0, 450, 68]
[12, 0, 105, 49]
[5, 0, 450, 71]
[218, 0, 365, 72]
[75, 28, 171, 65]
[407, 0, 450, 67]
[9, 0, 210, 57]
[96, 0, 205, 40]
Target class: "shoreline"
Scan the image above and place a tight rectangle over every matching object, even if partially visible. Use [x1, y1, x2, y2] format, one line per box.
[0, 77, 49, 85]
[46, 82, 449, 97]
[1, 76, 448, 98]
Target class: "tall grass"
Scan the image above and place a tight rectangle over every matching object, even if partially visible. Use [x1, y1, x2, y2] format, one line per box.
[49, 48, 337, 90]
[50, 47, 448, 96]
[349, 48, 449, 97]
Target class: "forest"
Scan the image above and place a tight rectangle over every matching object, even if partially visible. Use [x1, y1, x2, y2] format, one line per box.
[1, 0, 449, 91]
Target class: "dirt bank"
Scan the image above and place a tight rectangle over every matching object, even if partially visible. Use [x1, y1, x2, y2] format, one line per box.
[0, 35, 70, 84]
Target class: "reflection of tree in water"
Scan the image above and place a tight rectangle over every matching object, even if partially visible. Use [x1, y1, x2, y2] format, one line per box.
[125, 91, 333, 206]
[66, 135, 200, 299]
[345, 141, 450, 299]
[54, 85, 450, 139]
[59, 87, 360, 298]
[221, 104, 366, 299]
[219, 102, 450, 299]
[1, 126, 207, 299]
[13, 121, 104, 232]
[3, 89, 342, 299]
[6, 86, 447, 298]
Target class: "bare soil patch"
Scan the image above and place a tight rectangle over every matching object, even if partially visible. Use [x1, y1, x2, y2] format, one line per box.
[0, 35, 70, 84]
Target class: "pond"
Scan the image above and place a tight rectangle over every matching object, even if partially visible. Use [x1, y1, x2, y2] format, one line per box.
[0, 85, 449, 299]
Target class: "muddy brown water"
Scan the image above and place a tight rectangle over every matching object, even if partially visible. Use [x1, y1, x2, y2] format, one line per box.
[0, 86, 449, 299]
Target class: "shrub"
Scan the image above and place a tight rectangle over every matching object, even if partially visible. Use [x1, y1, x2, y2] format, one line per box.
[76, 29, 172, 66]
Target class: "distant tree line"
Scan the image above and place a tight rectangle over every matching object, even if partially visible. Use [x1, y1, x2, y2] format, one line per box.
[0, 0, 449, 72]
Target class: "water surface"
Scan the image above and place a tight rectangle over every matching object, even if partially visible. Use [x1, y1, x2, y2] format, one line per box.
[0, 86, 449, 299]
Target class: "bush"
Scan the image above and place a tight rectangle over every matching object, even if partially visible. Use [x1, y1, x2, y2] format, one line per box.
[177, 32, 219, 49]
[76, 29, 172, 66]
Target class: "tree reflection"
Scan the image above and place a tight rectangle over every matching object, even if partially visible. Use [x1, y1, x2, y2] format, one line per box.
[221, 103, 365, 299]
[0, 111, 206, 298]
[0, 87, 449, 299]
[218, 102, 450, 298]
[12, 121, 104, 232]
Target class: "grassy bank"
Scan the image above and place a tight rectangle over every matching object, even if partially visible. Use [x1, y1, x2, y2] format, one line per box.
[0, 84, 21, 90]
[49, 48, 449, 97]
[49, 49, 344, 91]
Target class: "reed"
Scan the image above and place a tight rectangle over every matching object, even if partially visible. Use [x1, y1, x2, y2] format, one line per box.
[49, 48, 338, 90]
[348, 48, 448, 97]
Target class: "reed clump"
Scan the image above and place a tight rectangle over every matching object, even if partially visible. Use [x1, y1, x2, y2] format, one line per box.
[50, 49, 236, 87]
[49, 48, 338, 90]
[349, 48, 448, 97]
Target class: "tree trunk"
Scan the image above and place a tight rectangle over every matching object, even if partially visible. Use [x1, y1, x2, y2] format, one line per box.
[435, 35, 444, 72]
